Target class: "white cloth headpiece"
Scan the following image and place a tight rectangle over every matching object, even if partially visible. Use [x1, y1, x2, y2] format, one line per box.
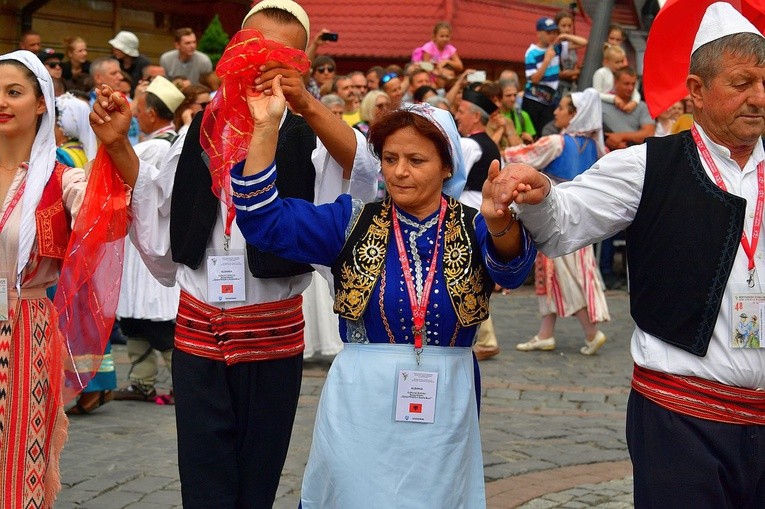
[565, 88, 606, 157]
[242, 0, 310, 49]
[0, 51, 57, 286]
[403, 102, 467, 199]
[692, 2, 762, 55]
[56, 92, 97, 160]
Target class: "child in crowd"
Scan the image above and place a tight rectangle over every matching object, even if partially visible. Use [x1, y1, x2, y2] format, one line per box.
[592, 44, 640, 111]
[412, 22, 463, 73]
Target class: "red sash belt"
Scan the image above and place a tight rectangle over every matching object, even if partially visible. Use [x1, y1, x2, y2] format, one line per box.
[175, 291, 305, 365]
[632, 364, 765, 425]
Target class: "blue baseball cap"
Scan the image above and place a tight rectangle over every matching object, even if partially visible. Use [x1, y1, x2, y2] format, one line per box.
[536, 17, 559, 31]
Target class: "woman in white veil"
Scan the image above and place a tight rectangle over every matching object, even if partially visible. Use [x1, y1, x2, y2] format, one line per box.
[505, 88, 611, 356]
[0, 50, 103, 508]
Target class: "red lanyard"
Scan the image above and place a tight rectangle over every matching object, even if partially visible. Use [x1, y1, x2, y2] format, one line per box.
[0, 181, 26, 234]
[691, 125, 764, 287]
[391, 198, 447, 364]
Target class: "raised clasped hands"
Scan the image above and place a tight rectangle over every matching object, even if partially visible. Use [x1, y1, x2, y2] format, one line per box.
[253, 61, 310, 114]
[247, 74, 286, 127]
[89, 84, 132, 146]
[481, 161, 551, 218]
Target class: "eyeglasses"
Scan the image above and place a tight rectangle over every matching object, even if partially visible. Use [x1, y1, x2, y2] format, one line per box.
[380, 73, 398, 86]
[316, 65, 335, 73]
[195, 101, 209, 109]
[45, 61, 62, 69]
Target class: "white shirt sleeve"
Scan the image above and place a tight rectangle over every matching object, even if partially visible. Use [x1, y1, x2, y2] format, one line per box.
[504, 135, 564, 170]
[312, 127, 379, 205]
[460, 138, 482, 177]
[517, 144, 647, 256]
[128, 133, 186, 287]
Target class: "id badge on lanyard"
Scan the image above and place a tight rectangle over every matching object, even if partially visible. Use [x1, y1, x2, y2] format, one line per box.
[206, 248, 246, 303]
[731, 288, 765, 349]
[394, 366, 439, 424]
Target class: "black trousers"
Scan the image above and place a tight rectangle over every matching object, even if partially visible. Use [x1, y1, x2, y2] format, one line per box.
[627, 389, 765, 509]
[173, 348, 303, 509]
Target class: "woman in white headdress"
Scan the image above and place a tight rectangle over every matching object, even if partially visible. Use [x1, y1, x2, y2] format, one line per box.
[0, 50, 95, 508]
[506, 88, 611, 355]
[56, 92, 98, 168]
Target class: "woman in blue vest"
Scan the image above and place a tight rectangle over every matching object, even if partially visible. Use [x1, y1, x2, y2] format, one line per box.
[506, 88, 611, 355]
[228, 80, 536, 507]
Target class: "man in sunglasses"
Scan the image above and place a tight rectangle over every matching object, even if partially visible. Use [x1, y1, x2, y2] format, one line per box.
[36, 48, 65, 95]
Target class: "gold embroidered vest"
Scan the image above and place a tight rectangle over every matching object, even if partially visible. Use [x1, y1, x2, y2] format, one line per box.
[331, 197, 493, 327]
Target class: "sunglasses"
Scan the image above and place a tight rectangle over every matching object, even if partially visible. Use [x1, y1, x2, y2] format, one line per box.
[195, 101, 209, 109]
[45, 61, 62, 69]
[380, 73, 398, 85]
[316, 65, 335, 73]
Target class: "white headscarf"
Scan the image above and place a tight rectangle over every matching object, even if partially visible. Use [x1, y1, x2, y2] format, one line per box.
[56, 92, 97, 160]
[564, 88, 606, 157]
[403, 102, 467, 199]
[0, 50, 57, 286]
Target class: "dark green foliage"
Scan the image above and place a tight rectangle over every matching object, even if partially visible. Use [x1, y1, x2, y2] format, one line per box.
[198, 15, 229, 69]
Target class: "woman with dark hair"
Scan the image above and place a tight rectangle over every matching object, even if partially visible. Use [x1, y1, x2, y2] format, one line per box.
[227, 77, 536, 507]
[0, 50, 125, 507]
[173, 84, 212, 132]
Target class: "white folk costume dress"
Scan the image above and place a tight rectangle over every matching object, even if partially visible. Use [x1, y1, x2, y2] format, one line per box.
[0, 51, 88, 509]
[231, 105, 536, 508]
[505, 88, 609, 324]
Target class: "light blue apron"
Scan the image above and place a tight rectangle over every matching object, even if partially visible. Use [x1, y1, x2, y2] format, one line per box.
[300, 343, 486, 509]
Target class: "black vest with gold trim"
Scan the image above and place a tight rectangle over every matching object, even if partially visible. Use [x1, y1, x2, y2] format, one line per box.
[331, 197, 494, 327]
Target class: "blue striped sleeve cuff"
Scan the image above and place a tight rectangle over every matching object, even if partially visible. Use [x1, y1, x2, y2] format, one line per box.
[230, 160, 278, 212]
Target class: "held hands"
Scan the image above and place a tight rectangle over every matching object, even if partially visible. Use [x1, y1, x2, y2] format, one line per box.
[247, 74, 286, 128]
[89, 84, 132, 146]
[254, 61, 310, 114]
[481, 160, 551, 218]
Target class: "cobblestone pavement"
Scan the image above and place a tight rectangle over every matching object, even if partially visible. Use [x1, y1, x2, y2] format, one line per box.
[58, 285, 636, 508]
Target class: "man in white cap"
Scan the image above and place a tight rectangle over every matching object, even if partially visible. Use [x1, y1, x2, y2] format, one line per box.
[493, 2, 765, 506]
[114, 76, 184, 404]
[89, 0, 378, 507]
[108, 30, 150, 97]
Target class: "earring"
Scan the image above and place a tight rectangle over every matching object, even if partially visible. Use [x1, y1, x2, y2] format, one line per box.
[447, 172, 452, 177]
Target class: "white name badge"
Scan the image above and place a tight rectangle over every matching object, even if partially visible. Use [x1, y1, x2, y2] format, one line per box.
[206, 251, 246, 303]
[395, 369, 438, 423]
[0, 278, 7, 321]
[731, 293, 765, 349]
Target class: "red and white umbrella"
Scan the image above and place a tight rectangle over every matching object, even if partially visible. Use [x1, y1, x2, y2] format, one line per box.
[643, 0, 765, 118]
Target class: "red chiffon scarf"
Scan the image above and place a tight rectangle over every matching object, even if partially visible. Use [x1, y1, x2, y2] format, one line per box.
[200, 28, 310, 218]
[54, 145, 130, 403]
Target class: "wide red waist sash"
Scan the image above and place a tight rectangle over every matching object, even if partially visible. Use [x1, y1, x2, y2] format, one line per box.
[632, 364, 765, 425]
[175, 291, 304, 365]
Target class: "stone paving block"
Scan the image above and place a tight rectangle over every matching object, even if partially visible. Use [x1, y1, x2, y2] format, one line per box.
[116, 475, 176, 494]
[138, 489, 183, 505]
[77, 489, 143, 509]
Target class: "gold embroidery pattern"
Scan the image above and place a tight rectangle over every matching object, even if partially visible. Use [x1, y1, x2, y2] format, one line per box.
[443, 199, 490, 327]
[232, 182, 275, 199]
[334, 200, 392, 319]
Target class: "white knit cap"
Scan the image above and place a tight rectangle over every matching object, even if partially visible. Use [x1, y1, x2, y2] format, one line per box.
[146, 75, 185, 113]
[241, 0, 310, 49]
[691, 2, 762, 55]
